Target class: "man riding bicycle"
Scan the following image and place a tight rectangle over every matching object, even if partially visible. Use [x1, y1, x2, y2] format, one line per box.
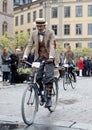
[23, 18, 59, 107]
[63, 45, 76, 82]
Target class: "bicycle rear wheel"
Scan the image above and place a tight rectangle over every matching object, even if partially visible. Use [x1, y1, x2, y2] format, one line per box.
[21, 84, 38, 125]
[48, 78, 58, 112]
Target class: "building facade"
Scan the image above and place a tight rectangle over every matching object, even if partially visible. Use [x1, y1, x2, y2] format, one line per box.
[0, 0, 14, 35]
[14, 0, 92, 49]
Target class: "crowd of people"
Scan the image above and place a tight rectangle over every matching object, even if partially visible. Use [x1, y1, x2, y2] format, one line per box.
[1, 42, 92, 87]
[78, 56, 92, 77]
[1, 48, 20, 86]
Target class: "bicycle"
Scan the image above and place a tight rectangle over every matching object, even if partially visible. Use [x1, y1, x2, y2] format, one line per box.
[62, 64, 77, 90]
[21, 61, 59, 125]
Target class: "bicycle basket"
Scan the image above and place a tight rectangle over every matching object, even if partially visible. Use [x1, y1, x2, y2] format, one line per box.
[58, 67, 65, 77]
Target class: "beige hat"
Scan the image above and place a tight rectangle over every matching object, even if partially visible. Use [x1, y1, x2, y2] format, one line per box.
[34, 18, 47, 25]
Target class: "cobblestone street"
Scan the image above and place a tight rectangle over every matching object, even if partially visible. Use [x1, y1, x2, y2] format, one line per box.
[0, 77, 92, 130]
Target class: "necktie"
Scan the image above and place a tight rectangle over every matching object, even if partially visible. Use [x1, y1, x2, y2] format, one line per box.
[38, 32, 45, 36]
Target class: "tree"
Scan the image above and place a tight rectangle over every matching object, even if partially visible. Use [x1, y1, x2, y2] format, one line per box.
[74, 47, 92, 58]
[0, 33, 13, 50]
[0, 32, 30, 53]
[56, 42, 63, 54]
[14, 33, 30, 51]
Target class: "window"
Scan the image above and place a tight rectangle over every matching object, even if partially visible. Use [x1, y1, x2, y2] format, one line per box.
[20, 30, 23, 33]
[2, 21, 7, 35]
[52, 25, 57, 35]
[33, 11, 36, 22]
[39, 9, 43, 18]
[15, 16, 18, 26]
[64, 25, 70, 35]
[3, 0, 7, 13]
[76, 6, 82, 17]
[64, 6, 70, 17]
[76, 0, 82, 2]
[88, 24, 92, 35]
[88, 43, 92, 48]
[14, 0, 20, 5]
[27, 12, 31, 23]
[76, 24, 82, 35]
[76, 43, 82, 48]
[20, 15, 24, 25]
[15, 32, 18, 35]
[52, 0, 57, 2]
[88, 5, 92, 16]
[64, 43, 70, 48]
[52, 7, 58, 18]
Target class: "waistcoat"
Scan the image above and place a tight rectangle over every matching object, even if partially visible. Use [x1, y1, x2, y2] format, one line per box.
[38, 35, 49, 58]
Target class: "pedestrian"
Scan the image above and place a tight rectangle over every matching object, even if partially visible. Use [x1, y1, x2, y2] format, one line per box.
[78, 57, 84, 77]
[90, 57, 92, 76]
[23, 18, 59, 107]
[87, 57, 91, 76]
[1, 48, 11, 86]
[9, 48, 20, 85]
[83, 56, 88, 76]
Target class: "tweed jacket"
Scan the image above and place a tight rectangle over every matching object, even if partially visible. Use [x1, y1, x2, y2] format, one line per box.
[23, 29, 59, 65]
[63, 50, 74, 64]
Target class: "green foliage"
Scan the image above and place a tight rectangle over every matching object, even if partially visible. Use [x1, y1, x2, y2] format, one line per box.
[56, 42, 63, 54]
[14, 33, 30, 51]
[0, 32, 30, 52]
[74, 47, 92, 59]
[0, 34, 13, 50]
[18, 68, 32, 74]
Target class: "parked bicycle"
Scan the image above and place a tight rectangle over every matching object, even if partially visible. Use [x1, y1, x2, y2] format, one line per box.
[62, 63, 77, 90]
[21, 61, 59, 125]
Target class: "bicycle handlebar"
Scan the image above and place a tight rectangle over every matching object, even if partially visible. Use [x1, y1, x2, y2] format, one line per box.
[22, 60, 41, 68]
[62, 63, 74, 68]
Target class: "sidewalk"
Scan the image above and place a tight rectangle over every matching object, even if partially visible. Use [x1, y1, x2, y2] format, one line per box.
[0, 81, 26, 89]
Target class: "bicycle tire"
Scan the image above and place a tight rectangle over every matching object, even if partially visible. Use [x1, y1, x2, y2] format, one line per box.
[63, 73, 71, 90]
[48, 78, 58, 112]
[21, 84, 38, 125]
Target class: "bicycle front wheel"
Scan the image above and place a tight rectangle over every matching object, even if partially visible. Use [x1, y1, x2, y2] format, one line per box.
[48, 78, 58, 112]
[70, 73, 77, 89]
[63, 73, 70, 90]
[21, 84, 38, 125]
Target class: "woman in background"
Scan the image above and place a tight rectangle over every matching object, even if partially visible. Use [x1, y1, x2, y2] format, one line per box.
[78, 57, 84, 77]
[1, 48, 11, 86]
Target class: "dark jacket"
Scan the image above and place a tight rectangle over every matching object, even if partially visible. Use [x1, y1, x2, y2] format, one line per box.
[10, 53, 19, 70]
